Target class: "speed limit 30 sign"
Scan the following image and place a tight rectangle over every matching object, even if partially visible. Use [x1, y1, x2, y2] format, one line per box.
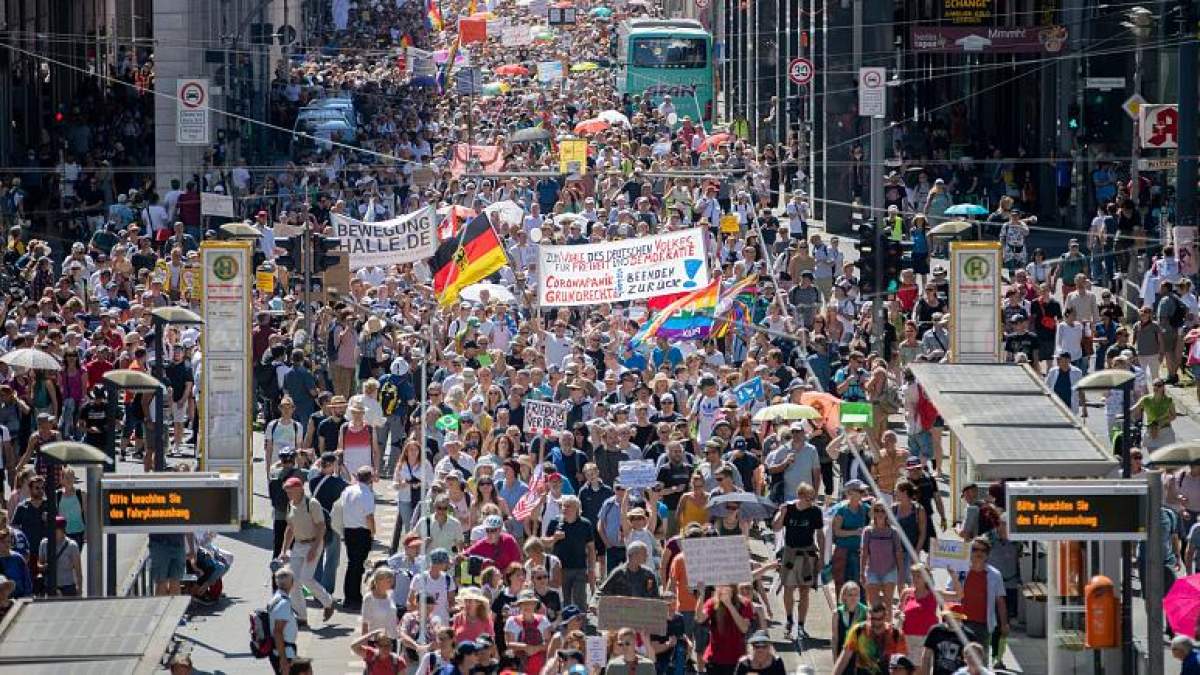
[788, 58, 814, 86]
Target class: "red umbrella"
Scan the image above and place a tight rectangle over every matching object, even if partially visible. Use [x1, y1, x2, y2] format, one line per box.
[700, 132, 733, 151]
[1165, 573, 1200, 636]
[573, 118, 610, 135]
[494, 64, 530, 77]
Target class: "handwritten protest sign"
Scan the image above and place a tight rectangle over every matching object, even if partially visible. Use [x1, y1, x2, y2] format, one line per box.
[597, 595, 669, 634]
[932, 538, 970, 573]
[329, 206, 436, 268]
[524, 400, 567, 437]
[585, 635, 607, 670]
[501, 25, 533, 47]
[680, 535, 753, 585]
[537, 229, 710, 306]
[617, 460, 658, 490]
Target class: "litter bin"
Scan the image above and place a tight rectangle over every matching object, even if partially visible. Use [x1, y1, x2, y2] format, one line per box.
[1022, 582, 1047, 638]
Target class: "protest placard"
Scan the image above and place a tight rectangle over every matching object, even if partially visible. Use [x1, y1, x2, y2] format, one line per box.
[680, 535, 753, 585]
[597, 595, 669, 634]
[329, 206, 437, 269]
[501, 25, 532, 47]
[585, 635, 607, 670]
[732, 377, 763, 406]
[617, 460, 657, 490]
[537, 229, 710, 306]
[931, 538, 971, 573]
[537, 61, 564, 83]
[524, 400, 567, 437]
[559, 138, 588, 175]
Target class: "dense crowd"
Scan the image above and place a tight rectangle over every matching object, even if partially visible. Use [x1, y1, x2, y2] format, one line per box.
[0, 1, 1198, 675]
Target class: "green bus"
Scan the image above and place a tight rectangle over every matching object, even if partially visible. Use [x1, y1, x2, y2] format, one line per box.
[615, 18, 714, 129]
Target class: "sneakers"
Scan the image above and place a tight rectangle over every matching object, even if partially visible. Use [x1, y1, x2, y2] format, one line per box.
[796, 624, 809, 641]
[784, 620, 793, 638]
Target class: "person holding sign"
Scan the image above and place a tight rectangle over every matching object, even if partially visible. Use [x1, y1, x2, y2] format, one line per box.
[695, 584, 753, 675]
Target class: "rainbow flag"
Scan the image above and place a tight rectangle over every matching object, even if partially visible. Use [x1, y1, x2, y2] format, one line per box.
[713, 274, 758, 338]
[631, 279, 720, 347]
[400, 34, 414, 49]
[426, 0, 444, 31]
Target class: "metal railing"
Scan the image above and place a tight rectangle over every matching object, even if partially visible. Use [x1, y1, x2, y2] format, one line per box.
[119, 541, 153, 597]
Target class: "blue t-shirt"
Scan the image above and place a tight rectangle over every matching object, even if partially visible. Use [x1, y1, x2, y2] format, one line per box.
[652, 345, 683, 369]
[831, 500, 869, 549]
[1184, 649, 1200, 675]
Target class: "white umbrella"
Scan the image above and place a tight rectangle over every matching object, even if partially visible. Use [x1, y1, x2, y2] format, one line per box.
[0, 348, 61, 371]
[553, 213, 588, 227]
[483, 200, 525, 226]
[598, 109, 631, 127]
[460, 283, 516, 303]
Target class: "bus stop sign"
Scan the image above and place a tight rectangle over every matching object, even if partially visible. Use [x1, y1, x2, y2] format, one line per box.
[788, 58, 813, 86]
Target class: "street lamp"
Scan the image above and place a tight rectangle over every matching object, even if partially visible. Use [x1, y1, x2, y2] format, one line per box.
[1074, 368, 1136, 671]
[149, 307, 203, 472]
[1122, 7, 1155, 212]
[37, 441, 107, 597]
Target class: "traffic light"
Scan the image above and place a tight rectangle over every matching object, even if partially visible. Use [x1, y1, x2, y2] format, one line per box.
[276, 236, 303, 270]
[882, 238, 910, 294]
[855, 217, 878, 296]
[1067, 103, 1081, 130]
[310, 233, 340, 273]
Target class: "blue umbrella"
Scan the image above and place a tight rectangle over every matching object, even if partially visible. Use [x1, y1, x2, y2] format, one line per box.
[945, 203, 988, 217]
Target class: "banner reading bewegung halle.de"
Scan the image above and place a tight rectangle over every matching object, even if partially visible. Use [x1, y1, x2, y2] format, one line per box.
[330, 206, 436, 268]
[537, 229, 710, 306]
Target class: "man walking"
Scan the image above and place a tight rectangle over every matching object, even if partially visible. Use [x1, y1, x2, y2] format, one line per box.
[279, 476, 336, 625]
[341, 466, 376, 609]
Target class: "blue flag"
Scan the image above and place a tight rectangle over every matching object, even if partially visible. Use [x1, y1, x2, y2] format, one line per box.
[733, 377, 763, 406]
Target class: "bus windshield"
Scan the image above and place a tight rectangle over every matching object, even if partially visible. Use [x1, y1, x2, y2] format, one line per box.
[630, 37, 707, 69]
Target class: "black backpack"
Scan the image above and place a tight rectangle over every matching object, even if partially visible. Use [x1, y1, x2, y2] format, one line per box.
[268, 467, 303, 512]
[1169, 295, 1188, 328]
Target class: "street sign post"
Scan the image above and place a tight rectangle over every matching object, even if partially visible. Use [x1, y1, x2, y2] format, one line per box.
[1005, 480, 1148, 541]
[858, 67, 886, 118]
[176, 78, 210, 146]
[788, 57, 813, 86]
[1122, 93, 1146, 120]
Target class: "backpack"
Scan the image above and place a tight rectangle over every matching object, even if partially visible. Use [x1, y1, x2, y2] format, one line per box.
[454, 554, 488, 587]
[249, 596, 286, 658]
[268, 467, 303, 513]
[1168, 295, 1188, 329]
[379, 378, 401, 417]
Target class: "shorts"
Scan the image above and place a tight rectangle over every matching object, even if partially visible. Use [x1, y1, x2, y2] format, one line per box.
[150, 541, 186, 583]
[171, 400, 189, 422]
[865, 568, 898, 586]
[779, 546, 820, 587]
[911, 252, 930, 275]
[907, 430, 933, 461]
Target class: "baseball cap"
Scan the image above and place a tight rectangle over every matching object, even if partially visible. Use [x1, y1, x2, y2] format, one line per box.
[456, 641, 481, 657]
[843, 479, 867, 493]
[889, 654, 916, 669]
[484, 515, 504, 530]
[560, 605, 583, 622]
[283, 476, 304, 488]
[748, 631, 771, 645]
[430, 548, 451, 565]
[905, 456, 922, 469]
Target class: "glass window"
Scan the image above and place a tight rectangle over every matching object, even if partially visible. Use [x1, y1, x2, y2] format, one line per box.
[630, 38, 707, 69]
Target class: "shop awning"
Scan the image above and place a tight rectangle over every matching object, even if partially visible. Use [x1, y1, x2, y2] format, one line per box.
[909, 363, 1119, 481]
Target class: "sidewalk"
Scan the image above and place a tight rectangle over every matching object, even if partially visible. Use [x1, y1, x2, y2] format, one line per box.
[172, 433, 403, 674]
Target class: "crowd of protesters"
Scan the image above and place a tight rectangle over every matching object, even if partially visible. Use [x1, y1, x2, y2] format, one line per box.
[0, 0, 1197, 675]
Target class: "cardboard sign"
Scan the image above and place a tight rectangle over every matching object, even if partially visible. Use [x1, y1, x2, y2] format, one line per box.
[597, 595, 669, 634]
[559, 138, 588, 175]
[460, 17, 487, 44]
[617, 460, 658, 490]
[501, 25, 533, 47]
[200, 192, 235, 218]
[585, 635, 607, 669]
[719, 214, 740, 234]
[680, 535, 753, 585]
[537, 61, 565, 83]
[931, 538, 971, 573]
[524, 400, 567, 437]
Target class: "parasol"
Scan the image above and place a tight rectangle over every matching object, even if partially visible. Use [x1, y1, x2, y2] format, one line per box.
[752, 403, 822, 423]
[0, 348, 61, 371]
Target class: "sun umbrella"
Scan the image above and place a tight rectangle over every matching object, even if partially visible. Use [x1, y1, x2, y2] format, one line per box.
[570, 61, 600, 73]
[494, 64, 530, 77]
[460, 282, 516, 303]
[554, 213, 589, 227]
[928, 220, 974, 238]
[534, 30, 555, 41]
[752, 403, 821, 423]
[482, 81, 511, 96]
[1147, 441, 1200, 466]
[1165, 573, 1200, 635]
[707, 492, 778, 521]
[945, 203, 989, 217]
[590, 6, 613, 17]
[799, 391, 842, 435]
[0, 348, 61, 371]
[597, 109, 631, 127]
[700, 133, 733, 151]
[509, 126, 551, 143]
[574, 118, 610, 135]
[484, 200, 525, 226]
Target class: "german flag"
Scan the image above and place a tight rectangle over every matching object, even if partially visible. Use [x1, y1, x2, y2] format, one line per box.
[432, 213, 506, 306]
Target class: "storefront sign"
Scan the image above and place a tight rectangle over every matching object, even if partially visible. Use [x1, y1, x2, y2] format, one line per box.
[941, 0, 992, 24]
[909, 26, 1069, 54]
[200, 241, 253, 517]
[537, 229, 709, 306]
[1140, 104, 1179, 150]
[949, 242, 1001, 364]
[1005, 480, 1148, 541]
[102, 474, 240, 533]
[330, 207, 437, 268]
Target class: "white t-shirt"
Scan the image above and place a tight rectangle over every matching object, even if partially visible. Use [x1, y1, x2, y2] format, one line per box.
[409, 571, 458, 623]
[268, 591, 298, 658]
[691, 394, 723, 442]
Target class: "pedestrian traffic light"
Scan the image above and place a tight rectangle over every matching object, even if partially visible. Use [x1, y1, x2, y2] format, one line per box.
[882, 238, 908, 293]
[1068, 103, 1081, 130]
[855, 218, 877, 296]
[310, 233, 340, 273]
[276, 236, 303, 270]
